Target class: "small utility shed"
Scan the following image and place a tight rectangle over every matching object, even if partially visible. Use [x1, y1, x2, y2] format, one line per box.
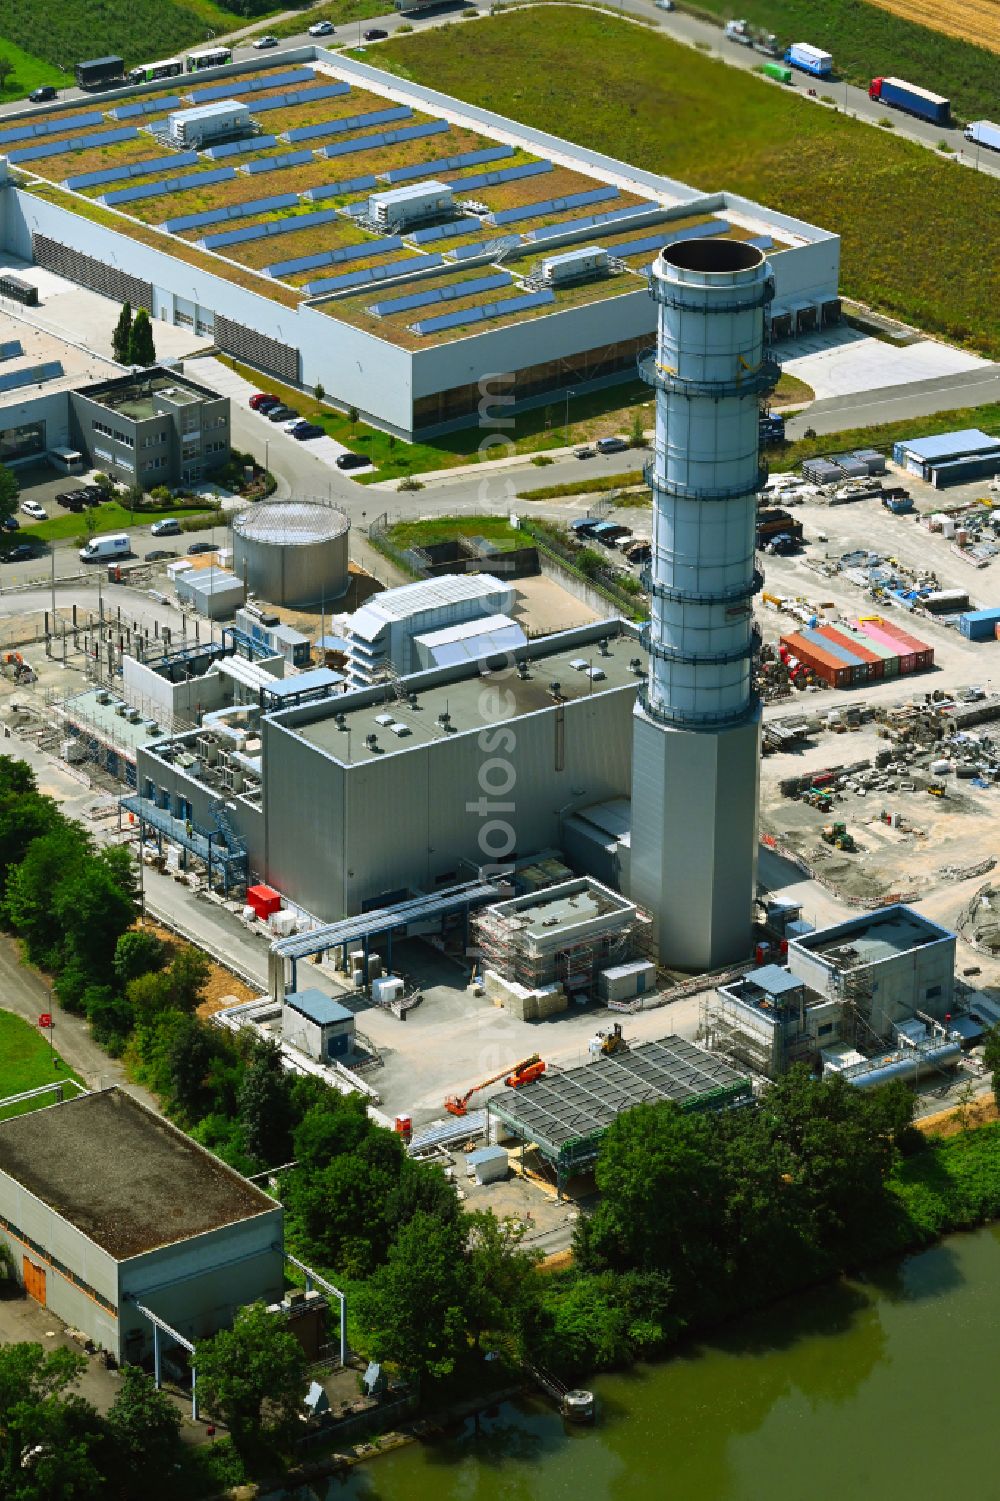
[0, 1088, 283, 1362]
[282, 987, 356, 1060]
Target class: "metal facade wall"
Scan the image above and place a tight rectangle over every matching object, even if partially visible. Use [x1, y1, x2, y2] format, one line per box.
[32, 232, 152, 311]
[216, 314, 299, 385]
[118, 1210, 284, 1357]
[264, 688, 635, 922]
[0, 1171, 120, 1354]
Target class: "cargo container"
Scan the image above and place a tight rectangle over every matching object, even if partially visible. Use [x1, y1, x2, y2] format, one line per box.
[762, 62, 793, 84]
[785, 42, 833, 77]
[848, 627, 900, 677]
[959, 608, 1000, 642]
[964, 120, 1000, 153]
[75, 55, 125, 90]
[868, 76, 950, 126]
[818, 624, 882, 679]
[858, 617, 933, 672]
[924, 589, 970, 614]
[779, 632, 852, 689]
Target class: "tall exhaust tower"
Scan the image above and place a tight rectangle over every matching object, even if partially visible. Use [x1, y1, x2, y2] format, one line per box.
[630, 238, 777, 971]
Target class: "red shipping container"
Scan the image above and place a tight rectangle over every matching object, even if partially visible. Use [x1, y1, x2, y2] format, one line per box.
[780, 632, 850, 688]
[861, 615, 932, 660]
[817, 624, 883, 678]
[247, 884, 282, 919]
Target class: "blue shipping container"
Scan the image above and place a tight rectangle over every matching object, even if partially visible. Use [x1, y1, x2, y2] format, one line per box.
[959, 608, 1000, 642]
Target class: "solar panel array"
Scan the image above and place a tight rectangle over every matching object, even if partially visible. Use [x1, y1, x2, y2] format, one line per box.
[610, 220, 732, 263]
[252, 83, 350, 116]
[110, 95, 182, 120]
[305, 253, 441, 297]
[409, 216, 481, 244]
[449, 159, 552, 195]
[201, 206, 337, 250]
[267, 233, 402, 279]
[524, 202, 662, 243]
[488, 185, 617, 227]
[411, 288, 555, 336]
[0, 340, 23, 361]
[192, 67, 317, 104]
[103, 165, 235, 207]
[451, 234, 520, 262]
[63, 150, 199, 191]
[285, 105, 411, 143]
[0, 361, 64, 392]
[163, 192, 299, 233]
[370, 270, 512, 317]
[303, 173, 377, 203]
[320, 118, 449, 160]
[383, 144, 512, 186]
[204, 134, 277, 159]
[0, 110, 103, 146]
[243, 149, 314, 176]
[8, 126, 138, 165]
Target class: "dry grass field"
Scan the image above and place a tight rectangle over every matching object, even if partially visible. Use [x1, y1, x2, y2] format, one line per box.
[866, 0, 1000, 53]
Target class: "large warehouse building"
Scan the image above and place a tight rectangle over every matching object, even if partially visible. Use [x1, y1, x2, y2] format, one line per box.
[0, 47, 839, 437]
[0, 1088, 284, 1363]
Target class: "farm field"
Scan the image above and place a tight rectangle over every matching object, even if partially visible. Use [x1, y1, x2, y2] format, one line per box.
[0, 0, 294, 72]
[852, 0, 1000, 55]
[681, 0, 999, 114]
[380, 9, 1000, 360]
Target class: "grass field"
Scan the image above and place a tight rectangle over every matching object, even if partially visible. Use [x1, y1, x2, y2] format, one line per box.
[18, 500, 216, 544]
[386, 516, 523, 551]
[0, 0, 294, 72]
[380, 10, 1000, 360]
[0, 37, 69, 100]
[772, 398, 1000, 471]
[0, 1009, 84, 1120]
[681, 0, 999, 115]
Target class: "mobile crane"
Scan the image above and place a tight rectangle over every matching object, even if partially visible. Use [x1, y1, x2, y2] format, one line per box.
[444, 1053, 546, 1117]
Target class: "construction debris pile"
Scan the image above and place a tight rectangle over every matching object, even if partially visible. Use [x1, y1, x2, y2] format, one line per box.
[922, 500, 1000, 569]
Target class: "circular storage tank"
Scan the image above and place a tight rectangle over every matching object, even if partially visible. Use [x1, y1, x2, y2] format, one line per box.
[232, 500, 350, 608]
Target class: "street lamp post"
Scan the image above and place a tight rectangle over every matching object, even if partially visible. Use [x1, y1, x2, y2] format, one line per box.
[565, 388, 575, 444]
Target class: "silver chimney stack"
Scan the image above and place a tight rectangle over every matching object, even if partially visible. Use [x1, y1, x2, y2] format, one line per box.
[630, 238, 777, 970]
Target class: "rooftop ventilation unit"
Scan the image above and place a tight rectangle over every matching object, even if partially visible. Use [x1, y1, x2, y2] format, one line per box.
[374, 712, 395, 727]
[437, 710, 453, 731]
[516, 661, 531, 679]
[365, 733, 380, 751]
[541, 245, 609, 286]
[629, 657, 644, 675]
[548, 681, 562, 700]
[389, 722, 411, 737]
[335, 713, 347, 730]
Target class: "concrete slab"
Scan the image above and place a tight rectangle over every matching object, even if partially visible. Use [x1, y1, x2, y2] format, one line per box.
[782, 325, 990, 400]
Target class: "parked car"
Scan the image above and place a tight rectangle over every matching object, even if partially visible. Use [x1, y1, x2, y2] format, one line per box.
[29, 85, 57, 102]
[267, 404, 298, 422]
[336, 451, 368, 470]
[81, 484, 110, 503]
[284, 417, 309, 433]
[20, 499, 46, 520]
[150, 518, 181, 537]
[575, 447, 595, 460]
[187, 541, 217, 555]
[2, 516, 19, 531]
[293, 423, 324, 441]
[2, 542, 35, 562]
[146, 548, 177, 561]
[595, 436, 629, 454]
[253, 34, 278, 48]
[309, 19, 335, 35]
[249, 392, 278, 411]
[363, 28, 388, 40]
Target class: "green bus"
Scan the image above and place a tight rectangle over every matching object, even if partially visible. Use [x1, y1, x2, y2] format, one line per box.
[762, 62, 793, 84]
[127, 56, 183, 85]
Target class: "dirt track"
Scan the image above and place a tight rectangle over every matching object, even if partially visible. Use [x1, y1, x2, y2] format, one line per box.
[867, 0, 1000, 53]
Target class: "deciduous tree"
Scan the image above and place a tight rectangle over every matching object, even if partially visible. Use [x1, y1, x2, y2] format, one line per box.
[105, 1366, 181, 1500]
[194, 1303, 306, 1457]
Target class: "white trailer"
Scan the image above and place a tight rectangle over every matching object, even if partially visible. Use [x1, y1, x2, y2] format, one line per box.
[168, 100, 250, 147]
[541, 245, 609, 285]
[964, 120, 1000, 152]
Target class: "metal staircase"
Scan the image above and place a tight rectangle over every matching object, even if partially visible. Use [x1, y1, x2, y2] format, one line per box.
[208, 797, 248, 891]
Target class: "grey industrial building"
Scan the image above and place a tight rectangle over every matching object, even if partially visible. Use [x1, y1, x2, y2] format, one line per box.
[0, 1088, 283, 1363]
[133, 618, 644, 922]
[69, 366, 231, 488]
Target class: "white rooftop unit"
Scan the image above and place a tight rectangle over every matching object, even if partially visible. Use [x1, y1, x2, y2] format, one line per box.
[368, 179, 454, 230]
[169, 99, 251, 146]
[541, 244, 609, 285]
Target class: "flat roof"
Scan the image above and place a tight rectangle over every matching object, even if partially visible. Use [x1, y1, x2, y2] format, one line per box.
[488, 876, 634, 939]
[285, 987, 354, 1025]
[489, 1037, 750, 1165]
[80, 366, 217, 419]
[901, 429, 999, 461]
[744, 963, 804, 997]
[792, 904, 952, 967]
[0, 1088, 278, 1260]
[293, 626, 644, 762]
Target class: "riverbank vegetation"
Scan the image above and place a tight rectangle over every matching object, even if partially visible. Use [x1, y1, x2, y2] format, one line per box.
[380, 10, 1000, 358]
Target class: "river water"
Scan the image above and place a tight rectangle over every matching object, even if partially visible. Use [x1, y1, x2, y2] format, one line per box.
[282, 1224, 1000, 1501]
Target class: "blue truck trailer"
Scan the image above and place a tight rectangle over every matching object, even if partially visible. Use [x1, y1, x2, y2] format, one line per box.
[868, 76, 951, 126]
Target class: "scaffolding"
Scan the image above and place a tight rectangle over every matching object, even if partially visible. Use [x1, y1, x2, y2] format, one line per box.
[472, 878, 639, 998]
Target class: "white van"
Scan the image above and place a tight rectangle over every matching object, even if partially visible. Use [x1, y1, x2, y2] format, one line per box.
[79, 533, 130, 563]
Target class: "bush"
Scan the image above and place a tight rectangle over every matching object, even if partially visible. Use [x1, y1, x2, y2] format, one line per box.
[531, 454, 554, 466]
[149, 486, 172, 504]
[179, 513, 221, 534]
